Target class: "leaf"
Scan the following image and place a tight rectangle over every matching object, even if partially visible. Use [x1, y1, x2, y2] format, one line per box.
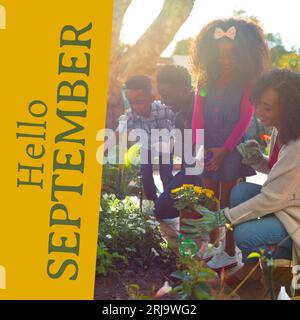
[171, 271, 189, 280]
[197, 270, 217, 279]
[247, 252, 261, 259]
[171, 286, 182, 294]
[179, 293, 189, 300]
[193, 286, 214, 300]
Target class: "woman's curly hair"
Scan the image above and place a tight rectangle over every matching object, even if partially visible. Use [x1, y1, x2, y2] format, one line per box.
[253, 68, 300, 145]
[190, 18, 269, 87]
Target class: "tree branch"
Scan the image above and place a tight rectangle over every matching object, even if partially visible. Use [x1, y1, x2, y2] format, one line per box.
[111, 0, 133, 51]
[121, 0, 196, 77]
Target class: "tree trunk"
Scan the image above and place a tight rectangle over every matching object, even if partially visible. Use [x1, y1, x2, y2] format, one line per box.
[111, 0, 132, 53]
[106, 0, 196, 128]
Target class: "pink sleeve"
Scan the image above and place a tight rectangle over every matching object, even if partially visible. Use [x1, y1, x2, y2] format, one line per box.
[223, 91, 254, 151]
[192, 91, 204, 145]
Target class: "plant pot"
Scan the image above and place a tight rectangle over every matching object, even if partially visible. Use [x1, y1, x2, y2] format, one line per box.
[179, 208, 202, 235]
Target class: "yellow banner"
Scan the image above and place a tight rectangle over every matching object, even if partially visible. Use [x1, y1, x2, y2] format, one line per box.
[0, 0, 113, 299]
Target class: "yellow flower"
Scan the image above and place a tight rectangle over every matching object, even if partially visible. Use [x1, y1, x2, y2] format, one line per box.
[171, 187, 182, 194]
[202, 189, 215, 198]
[193, 186, 203, 194]
[182, 184, 194, 189]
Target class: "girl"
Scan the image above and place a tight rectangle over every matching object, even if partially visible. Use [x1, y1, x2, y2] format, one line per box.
[191, 18, 269, 270]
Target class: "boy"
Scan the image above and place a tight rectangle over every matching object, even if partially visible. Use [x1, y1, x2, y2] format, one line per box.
[155, 65, 203, 230]
[117, 75, 175, 201]
[157, 64, 194, 137]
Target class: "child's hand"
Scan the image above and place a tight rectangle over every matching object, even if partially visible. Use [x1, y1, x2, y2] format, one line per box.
[205, 147, 228, 171]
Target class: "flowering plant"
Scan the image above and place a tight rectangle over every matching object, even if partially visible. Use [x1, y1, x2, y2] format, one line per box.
[171, 184, 218, 211]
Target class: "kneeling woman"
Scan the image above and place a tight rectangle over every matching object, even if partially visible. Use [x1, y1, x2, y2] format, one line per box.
[185, 69, 300, 284]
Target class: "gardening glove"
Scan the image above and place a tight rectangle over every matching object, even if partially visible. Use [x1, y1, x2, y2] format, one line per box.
[180, 206, 230, 238]
[237, 140, 264, 166]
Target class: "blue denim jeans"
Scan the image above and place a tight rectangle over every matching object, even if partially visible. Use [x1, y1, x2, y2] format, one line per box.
[231, 182, 293, 263]
[140, 149, 173, 201]
[154, 169, 202, 219]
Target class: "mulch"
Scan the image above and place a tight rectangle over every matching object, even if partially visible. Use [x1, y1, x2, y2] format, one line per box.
[94, 255, 177, 300]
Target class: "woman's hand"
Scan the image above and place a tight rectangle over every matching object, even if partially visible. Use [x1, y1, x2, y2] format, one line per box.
[181, 206, 230, 237]
[205, 147, 229, 171]
[237, 140, 264, 165]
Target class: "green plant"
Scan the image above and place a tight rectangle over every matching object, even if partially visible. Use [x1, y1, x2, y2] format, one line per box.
[96, 244, 126, 276]
[99, 194, 170, 266]
[101, 163, 141, 197]
[168, 237, 217, 300]
[247, 247, 277, 300]
[101, 144, 142, 197]
[171, 255, 217, 300]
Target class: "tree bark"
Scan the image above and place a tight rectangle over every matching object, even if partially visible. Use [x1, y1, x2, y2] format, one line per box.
[110, 0, 132, 55]
[106, 0, 196, 128]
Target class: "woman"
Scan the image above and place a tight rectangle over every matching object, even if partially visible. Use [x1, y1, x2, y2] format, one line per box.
[184, 68, 300, 286]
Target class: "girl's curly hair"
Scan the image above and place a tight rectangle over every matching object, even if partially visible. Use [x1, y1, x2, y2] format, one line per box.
[253, 68, 300, 145]
[190, 18, 269, 87]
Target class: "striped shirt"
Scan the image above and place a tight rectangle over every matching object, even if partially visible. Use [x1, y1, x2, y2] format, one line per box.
[119, 101, 175, 149]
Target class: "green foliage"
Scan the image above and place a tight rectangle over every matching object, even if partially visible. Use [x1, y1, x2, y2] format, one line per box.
[101, 163, 141, 196]
[270, 45, 288, 66]
[96, 244, 126, 276]
[266, 33, 283, 48]
[172, 38, 192, 56]
[99, 194, 170, 266]
[233, 9, 260, 24]
[171, 256, 217, 300]
[98, 143, 172, 276]
[266, 33, 300, 71]
[233, 9, 299, 70]
[101, 144, 141, 197]
[278, 52, 300, 72]
[247, 247, 278, 299]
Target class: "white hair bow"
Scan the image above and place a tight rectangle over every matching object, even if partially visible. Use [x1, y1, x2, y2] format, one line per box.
[214, 26, 236, 40]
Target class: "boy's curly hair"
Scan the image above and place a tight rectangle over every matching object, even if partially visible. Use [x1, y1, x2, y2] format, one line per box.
[125, 75, 152, 95]
[157, 65, 192, 89]
[253, 68, 300, 145]
[190, 18, 269, 87]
